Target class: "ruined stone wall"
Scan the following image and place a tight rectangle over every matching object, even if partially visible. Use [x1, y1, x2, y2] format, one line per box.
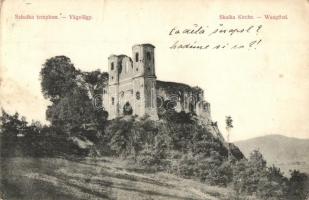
[156, 80, 211, 122]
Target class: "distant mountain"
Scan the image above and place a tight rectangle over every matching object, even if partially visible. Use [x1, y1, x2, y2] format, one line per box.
[234, 134, 309, 175]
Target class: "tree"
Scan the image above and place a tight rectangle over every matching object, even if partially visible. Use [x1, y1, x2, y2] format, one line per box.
[249, 149, 267, 169]
[41, 56, 108, 136]
[40, 56, 77, 102]
[81, 70, 108, 95]
[46, 86, 99, 135]
[77, 70, 109, 110]
[0, 110, 27, 156]
[225, 115, 233, 160]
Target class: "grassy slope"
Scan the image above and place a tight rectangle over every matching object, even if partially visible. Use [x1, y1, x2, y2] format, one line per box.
[0, 157, 234, 200]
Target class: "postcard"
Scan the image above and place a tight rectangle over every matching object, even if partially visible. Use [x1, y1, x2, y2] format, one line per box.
[1, 0, 309, 199]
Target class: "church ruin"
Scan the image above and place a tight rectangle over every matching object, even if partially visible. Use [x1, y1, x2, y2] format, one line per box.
[102, 44, 211, 122]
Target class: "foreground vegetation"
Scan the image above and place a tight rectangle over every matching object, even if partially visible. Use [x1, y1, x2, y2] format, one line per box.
[1, 110, 308, 200]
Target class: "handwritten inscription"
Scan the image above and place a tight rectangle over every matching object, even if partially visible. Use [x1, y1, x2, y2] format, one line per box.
[168, 24, 263, 51]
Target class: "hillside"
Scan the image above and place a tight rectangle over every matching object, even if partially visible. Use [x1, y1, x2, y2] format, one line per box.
[3, 112, 307, 200]
[0, 157, 236, 200]
[235, 134, 309, 174]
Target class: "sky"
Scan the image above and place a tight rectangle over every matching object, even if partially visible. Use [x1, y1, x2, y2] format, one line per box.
[1, 0, 309, 141]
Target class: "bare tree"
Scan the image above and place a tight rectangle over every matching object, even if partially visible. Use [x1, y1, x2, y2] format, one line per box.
[225, 116, 233, 160]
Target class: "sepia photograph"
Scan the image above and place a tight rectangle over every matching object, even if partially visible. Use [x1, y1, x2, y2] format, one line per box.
[1, 0, 309, 199]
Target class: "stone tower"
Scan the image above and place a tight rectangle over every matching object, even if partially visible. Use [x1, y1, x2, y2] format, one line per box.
[131, 44, 158, 119]
[106, 55, 120, 119]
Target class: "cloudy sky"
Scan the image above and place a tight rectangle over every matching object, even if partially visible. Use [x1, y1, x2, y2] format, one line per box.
[1, 0, 309, 141]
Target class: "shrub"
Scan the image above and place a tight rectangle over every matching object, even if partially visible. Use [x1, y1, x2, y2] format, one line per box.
[0, 110, 89, 158]
[177, 153, 197, 177]
[136, 136, 170, 171]
[287, 170, 308, 200]
[256, 165, 288, 200]
[217, 160, 234, 186]
[232, 150, 268, 195]
[195, 151, 226, 185]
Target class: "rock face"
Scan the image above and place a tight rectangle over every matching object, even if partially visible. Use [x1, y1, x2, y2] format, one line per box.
[102, 44, 211, 123]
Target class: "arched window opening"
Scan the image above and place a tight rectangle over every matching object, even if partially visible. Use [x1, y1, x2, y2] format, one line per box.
[111, 62, 114, 70]
[123, 102, 133, 115]
[135, 53, 139, 62]
[136, 91, 140, 100]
